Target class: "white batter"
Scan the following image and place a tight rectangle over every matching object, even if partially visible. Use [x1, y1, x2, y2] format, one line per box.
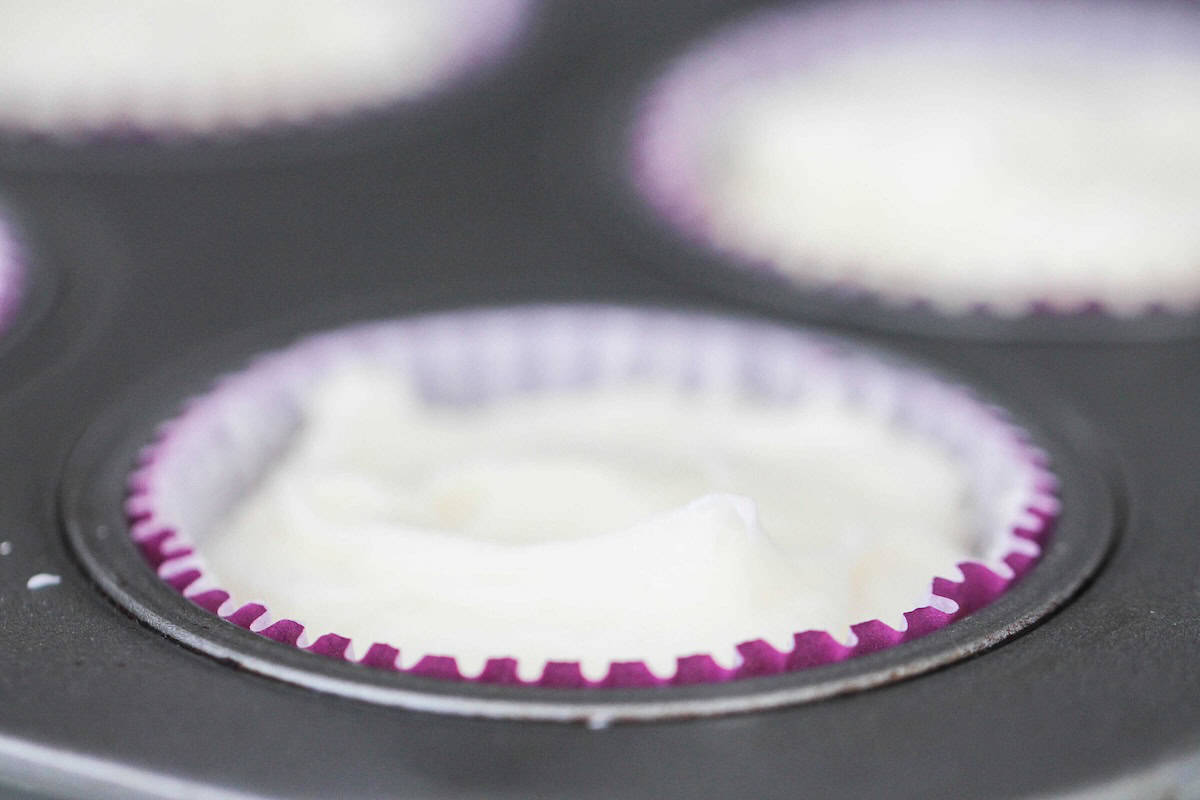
[652, 1, 1200, 314]
[199, 366, 977, 678]
[0, 0, 524, 133]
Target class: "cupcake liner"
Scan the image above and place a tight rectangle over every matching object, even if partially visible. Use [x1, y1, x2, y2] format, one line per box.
[0, 0, 531, 141]
[0, 211, 22, 336]
[126, 305, 1058, 689]
[630, 0, 1200, 321]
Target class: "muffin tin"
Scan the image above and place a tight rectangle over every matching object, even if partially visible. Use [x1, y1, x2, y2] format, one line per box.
[1, 1, 1197, 797]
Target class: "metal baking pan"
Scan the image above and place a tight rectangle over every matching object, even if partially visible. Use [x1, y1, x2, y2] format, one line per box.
[0, 1, 1197, 797]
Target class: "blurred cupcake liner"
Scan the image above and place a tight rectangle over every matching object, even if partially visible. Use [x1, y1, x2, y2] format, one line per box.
[631, 0, 1200, 320]
[0, 210, 24, 336]
[0, 0, 531, 140]
[126, 305, 1058, 688]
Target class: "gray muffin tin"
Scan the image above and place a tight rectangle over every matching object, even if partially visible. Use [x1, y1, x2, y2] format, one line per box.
[0, 1, 1197, 797]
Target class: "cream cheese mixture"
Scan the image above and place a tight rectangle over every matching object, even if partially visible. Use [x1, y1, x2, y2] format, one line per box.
[200, 366, 978, 677]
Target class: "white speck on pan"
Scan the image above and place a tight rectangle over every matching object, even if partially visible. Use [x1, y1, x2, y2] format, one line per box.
[26, 573, 61, 590]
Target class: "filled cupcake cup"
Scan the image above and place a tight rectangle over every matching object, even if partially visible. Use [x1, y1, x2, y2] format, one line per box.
[631, 0, 1200, 320]
[126, 305, 1058, 688]
[0, 0, 531, 140]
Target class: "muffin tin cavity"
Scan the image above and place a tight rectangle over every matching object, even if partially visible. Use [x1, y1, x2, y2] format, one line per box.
[64, 306, 1114, 722]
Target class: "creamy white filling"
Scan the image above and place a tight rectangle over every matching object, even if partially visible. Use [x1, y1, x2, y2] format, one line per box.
[661, 2, 1200, 313]
[0, 0, 523, 132]
[199, 366, 978, 676]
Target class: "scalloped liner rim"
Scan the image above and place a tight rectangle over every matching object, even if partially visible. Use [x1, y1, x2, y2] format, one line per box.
[125, 306, 1061, 689]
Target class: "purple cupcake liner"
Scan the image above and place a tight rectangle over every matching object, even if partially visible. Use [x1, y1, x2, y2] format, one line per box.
[0, 212, 24, 337]
[0, 0, 531, 140]
[631, 0, 1200, 319]
[126, 305, 1058, 689]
